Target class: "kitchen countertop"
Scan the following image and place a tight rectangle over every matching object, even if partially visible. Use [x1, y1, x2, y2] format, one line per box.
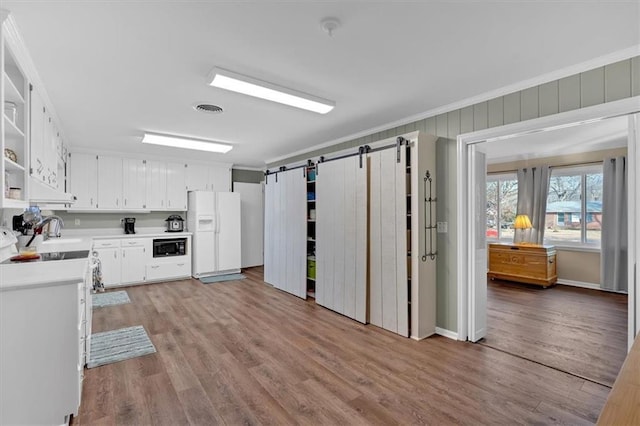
[63, 228, 192, 239]
[0, 255, 89, 291]
[1, 228, 193, 290]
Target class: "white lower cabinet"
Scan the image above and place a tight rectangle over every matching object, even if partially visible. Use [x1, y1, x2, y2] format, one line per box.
[121, 239, 148, 284]
[94, 241, 121, 287]
[146, 261, 190, 281]
[96, 236, 190, 287]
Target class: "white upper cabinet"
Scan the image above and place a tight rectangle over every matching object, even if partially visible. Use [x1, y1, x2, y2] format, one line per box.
[68, 153, 97, 209]
[30, 85, 63, 190]
[44, 112, 58, 188]
[209, 166, 231, 192]
[145, 160, 167, 210]
[186, 163, 231, 192]
[29, 87, 46, 184]
[122, 158, 146, 209]
[97, 155, 122, 209]
[186, 163, 209, 191]
[166, 162, 187, 210]
[67, 154, 224, 212]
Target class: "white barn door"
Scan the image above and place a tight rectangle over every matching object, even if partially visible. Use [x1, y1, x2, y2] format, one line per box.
[316, 156, 368, 323]
[263, 174, 278, 285]
[368, 148, 409, 336]
[263, 169, 306, 298]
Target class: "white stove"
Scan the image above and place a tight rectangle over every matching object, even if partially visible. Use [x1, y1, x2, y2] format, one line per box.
[0, 227, 18, 262]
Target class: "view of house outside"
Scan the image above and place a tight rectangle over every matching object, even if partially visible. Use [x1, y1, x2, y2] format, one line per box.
[486, 169, 603, 245]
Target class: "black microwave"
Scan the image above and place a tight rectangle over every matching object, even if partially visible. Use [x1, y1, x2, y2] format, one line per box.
[153, 238, 187, 257]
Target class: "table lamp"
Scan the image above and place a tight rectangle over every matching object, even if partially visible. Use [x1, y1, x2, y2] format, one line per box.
[513, 214, 532, 244]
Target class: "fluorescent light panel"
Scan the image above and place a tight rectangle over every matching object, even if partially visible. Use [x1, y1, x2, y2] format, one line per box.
[209, 67, 334, 114]
[142, 133, 233, 153]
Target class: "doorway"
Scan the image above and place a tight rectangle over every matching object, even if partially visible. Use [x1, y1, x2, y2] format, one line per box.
[457, 98, 640, 352]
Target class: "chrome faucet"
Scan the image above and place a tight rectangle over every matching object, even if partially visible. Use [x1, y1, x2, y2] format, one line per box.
[35, 215, 64, 240]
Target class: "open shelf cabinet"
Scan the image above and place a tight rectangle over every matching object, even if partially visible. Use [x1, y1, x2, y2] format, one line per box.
[1, 18, 29, 208]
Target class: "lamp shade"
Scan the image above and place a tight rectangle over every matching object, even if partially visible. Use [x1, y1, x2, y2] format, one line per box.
[513, 214, 533, 230]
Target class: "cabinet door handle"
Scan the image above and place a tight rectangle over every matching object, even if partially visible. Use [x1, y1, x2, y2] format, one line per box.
[151, 265, 159, 269]
[124, 198, 127, 206]
[116, 198, 119, 206]
[113, 251, 116, 259]
[123, 250, 125, 258]
[177, 263, 185, 266]
[90, 198, 93, 206]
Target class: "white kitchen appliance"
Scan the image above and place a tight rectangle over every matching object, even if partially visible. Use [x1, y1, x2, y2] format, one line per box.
[187, 191, 241, 277]
[0, 227, 18, 262]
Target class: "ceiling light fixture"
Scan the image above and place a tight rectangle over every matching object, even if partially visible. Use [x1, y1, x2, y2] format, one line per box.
[142, 132, 233, 153]
[208, 67, 335, 114]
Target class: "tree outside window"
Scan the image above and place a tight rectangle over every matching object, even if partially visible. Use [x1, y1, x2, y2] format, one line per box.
[545, 165, 602, 246]
[486, 174, 518, 240]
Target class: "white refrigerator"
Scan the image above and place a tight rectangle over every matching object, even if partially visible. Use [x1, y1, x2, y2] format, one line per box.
[187, 191, 241, 278]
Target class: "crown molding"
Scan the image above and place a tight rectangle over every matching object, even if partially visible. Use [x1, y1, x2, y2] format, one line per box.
[266, 44, 640, 165]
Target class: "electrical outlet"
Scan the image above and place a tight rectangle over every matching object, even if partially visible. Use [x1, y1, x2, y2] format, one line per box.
[74, 218, 81, 226]
[437, 222, 448, 233]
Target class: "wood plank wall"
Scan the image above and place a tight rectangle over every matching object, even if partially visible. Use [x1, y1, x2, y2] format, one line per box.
[269, 56, 640, 333]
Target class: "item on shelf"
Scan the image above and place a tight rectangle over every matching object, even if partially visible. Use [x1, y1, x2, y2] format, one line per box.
[4, 172, 9, 197]
[123, 217, 136, 234]
[309, 209, 316, 220]
[4, 148, 17, 163]
[307, 169, 316, 181]
[4, 101, 17, 124]
[307, 192, 315, 201]
[307, 259, 316, 279]
[8, 187, 21, 199]
[165, 215, 184, 232]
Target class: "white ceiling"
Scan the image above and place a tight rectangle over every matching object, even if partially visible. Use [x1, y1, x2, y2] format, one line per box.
[3, 1, 639, 168]
[484, 115, 629, 164]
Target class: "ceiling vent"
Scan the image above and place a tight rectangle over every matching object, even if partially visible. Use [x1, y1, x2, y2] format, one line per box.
[194, 103, 224, 114]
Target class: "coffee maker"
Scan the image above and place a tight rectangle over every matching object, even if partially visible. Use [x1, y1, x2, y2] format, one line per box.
[123, 217, 136, 234]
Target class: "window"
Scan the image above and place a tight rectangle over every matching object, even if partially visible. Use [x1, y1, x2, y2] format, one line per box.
[544, 165, 603, 247]
[486, 173, 518, 241]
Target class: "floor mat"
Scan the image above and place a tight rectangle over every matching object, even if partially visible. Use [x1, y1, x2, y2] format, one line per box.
[88, 325, 156, 368]
[199, 273, 246, 284]
[92, 290, 130, 308]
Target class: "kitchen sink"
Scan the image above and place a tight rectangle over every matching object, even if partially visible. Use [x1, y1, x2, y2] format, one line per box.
[37, 237, 91, 253]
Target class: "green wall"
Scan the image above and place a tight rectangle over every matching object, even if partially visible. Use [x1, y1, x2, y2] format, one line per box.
[232, 169, 264, 185]
[269, 56, 640, 333]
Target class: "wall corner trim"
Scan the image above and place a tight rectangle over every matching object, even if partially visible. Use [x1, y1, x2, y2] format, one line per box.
[435, 327, 459, 340]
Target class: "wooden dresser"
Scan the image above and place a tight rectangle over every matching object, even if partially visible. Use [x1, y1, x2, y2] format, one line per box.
[488, 243, 557, 287]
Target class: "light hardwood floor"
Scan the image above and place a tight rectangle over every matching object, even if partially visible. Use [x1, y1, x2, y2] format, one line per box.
[75, 267, 612, 425]
[482, 279, 627, 387]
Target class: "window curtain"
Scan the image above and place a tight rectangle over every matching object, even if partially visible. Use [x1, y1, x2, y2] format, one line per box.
[516, 166, 551, 244]
[601, 156, 627, 293]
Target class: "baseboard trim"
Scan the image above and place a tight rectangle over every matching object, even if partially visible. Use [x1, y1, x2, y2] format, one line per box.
[556, 279, 601, 290]
[435, 327, 459, 340]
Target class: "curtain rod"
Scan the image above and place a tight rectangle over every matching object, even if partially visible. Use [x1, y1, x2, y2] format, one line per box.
[488, 159, 605, 175]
